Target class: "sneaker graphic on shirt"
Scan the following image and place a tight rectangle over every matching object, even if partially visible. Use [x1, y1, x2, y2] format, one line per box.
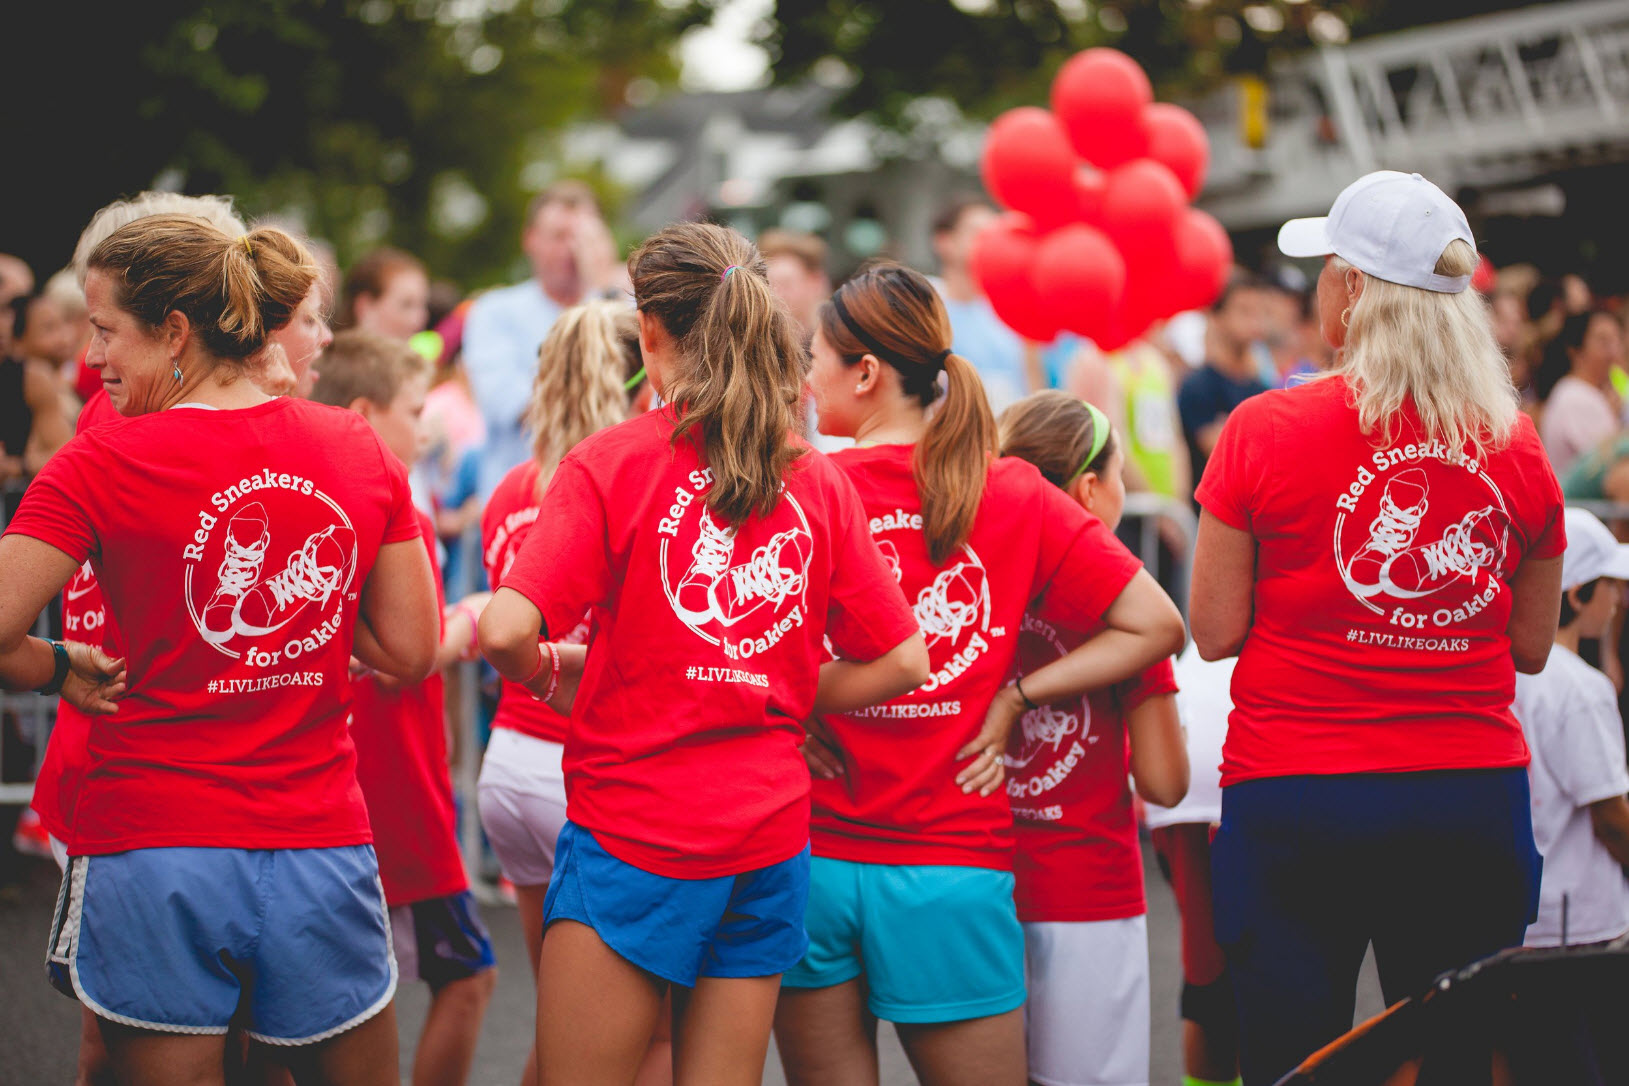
[1378, 506, 1506, 598]
[230, 524, 358, 639]
[1005, 700, 1088, 772]
[199, 502, 271, 645]
[914, 562, 988, 646]
[672, 508, 811, 629]
[1341, 469, 1429, 599]
[876, 540, 903, 583]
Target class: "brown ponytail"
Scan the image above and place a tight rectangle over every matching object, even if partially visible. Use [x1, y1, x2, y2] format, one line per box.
[818, 263, 994, 565]
[998, 390, 1117, 489]
[629, 222, 806, 524]
[88, 215, 316, 366]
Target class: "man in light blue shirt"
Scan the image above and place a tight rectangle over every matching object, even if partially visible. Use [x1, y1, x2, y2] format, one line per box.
[464, 181, 622, 496]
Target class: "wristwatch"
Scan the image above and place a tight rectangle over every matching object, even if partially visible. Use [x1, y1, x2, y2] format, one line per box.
[37, 639, 70, 696]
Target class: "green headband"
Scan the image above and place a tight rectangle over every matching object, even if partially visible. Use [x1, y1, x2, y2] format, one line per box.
[623, 365, 646, 392]
[1064, 401, 1112, 486]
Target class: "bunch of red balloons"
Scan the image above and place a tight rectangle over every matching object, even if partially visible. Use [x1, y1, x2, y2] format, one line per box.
[973, 48, 1233, 350]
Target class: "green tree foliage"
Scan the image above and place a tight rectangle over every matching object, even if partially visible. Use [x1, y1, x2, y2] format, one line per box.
[10, 0, 716, 287]
[762, 0, 1543, 127]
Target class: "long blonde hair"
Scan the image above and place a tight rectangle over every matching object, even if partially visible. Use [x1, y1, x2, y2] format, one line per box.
[1334, 239, 1516, 455]
[629, 222, 806, 524]
[527, 301, 636, 498]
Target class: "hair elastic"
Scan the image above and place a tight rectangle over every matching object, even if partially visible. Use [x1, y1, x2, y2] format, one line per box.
[241, 235, 254, 259]
[623, 365, 646, 392]
[1065, 401, 1113, 486]
[720, 265, 740, 283]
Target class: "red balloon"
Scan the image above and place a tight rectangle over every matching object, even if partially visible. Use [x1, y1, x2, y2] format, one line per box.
[1171, 208, 1234, 312]
[1051, 49, 1153, 170]
[970, 216, 1058, 343]
[980, 107, 1081, 230]
[1074, 168, 1107, 228]
[1143, 103, 1209, 199]
[1035, 225, 1125, 339]
[1101, 159, 1188, 253]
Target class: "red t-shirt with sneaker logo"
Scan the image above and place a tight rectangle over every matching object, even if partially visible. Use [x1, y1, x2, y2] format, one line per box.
[5, 397, 421, 854]
[1008, 611, 1177, 922]
[810, 446, 1145, 870]
[499, 407, 919, 879]
[481, 459, 588, 744]
[31, 390, 122, 840]
[1196, 376, 1565, 785]
[351, 510, 467, 906]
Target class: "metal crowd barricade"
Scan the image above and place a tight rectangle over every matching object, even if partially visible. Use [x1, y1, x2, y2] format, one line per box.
[0, 481, 55, 808]
[447, 520, 503, 901]
[1118, 492, 1198, 622]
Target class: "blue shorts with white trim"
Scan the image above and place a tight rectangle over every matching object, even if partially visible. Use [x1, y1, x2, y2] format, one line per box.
[47, 845, 395, 1045]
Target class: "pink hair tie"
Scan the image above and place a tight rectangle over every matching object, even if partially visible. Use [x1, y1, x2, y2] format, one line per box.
[721, 265, 740, 283]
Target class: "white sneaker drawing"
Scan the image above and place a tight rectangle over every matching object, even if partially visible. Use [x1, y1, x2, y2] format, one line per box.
[914, 562, 986, 645]
[1342, 469, 1429, 599]
[673, 509, 811, 629]
[230, 524, 357, 639]
[1006, 702, 1083, 770]
[877, 540, 903, 584]
[1378, 506, 1505, 599]
[200, 503, 271, 645]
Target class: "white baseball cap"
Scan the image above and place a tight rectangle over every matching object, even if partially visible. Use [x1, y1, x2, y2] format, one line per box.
[1562, 508, 1629, 592]
[1277, 171, 1475, 293]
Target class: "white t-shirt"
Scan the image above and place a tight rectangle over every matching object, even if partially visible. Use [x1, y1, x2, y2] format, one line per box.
[1144, 644, 1233, 831]
[1539, 375, 1618, 477]
[1513, 643, 1629, 947]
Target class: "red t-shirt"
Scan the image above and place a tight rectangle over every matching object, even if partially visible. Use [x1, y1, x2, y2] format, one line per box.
[31, 390, 122, 840]
[481, 459, 587, 744]
[810, 447, 1144, 870]
[1008, 612, 1177, 922]
[499, 407, 919, 878]
[6, 398, 421, 854]
[1195, 376, 1566, 785]
[350, 511, 467, 906]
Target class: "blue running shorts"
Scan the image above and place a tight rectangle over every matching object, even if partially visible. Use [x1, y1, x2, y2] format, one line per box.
[782, 856, 1027, 1024]
[543, 821, 810, 987]
[47, 845, 395, 1045]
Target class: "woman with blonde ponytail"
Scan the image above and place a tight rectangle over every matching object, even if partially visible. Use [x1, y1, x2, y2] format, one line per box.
[775, 264, 1185, 1086]
[1190, 171, 1565, 1085]
[478, 222, 927, 1084]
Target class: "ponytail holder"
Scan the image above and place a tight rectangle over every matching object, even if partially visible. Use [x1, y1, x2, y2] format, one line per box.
[720, 265, 740, 283]
[623, 365, 646, 392]
[1065, 401, 1113, 486]
[932, 348, 952, 370]
[241, 235, 254, 259]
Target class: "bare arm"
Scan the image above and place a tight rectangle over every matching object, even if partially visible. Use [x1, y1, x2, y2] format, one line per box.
[957, 569, 1187, 797]
[814, 634, 930, 716]
[355, 538, 439, 682]
[1589, 795, 1629, 868]
[23, 361, 71, 474]
[1507, 555, 1563, 675]
[1128, 692, 1188, 808]
[0, 535, 126, 710]
[1189, 509, 1255, 660]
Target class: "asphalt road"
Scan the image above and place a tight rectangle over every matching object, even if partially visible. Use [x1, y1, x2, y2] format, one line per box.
[0, 839, 1383, 1086]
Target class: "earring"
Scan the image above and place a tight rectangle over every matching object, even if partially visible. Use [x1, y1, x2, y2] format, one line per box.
[173, 361, 183, 382]
[1340, 307, 1351, 329]
[855, 384, 865, 394]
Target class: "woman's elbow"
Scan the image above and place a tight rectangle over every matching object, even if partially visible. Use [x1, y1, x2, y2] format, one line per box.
[1512, 646, 1549, 675]
[397, 631, 439, 684]
[1137, 773, 1189, 810]
[477, 597, 537, 663]
[1190, 612, 1243, 661]
[1152, 603, 1188, 659]
[896, 634, 931, 691]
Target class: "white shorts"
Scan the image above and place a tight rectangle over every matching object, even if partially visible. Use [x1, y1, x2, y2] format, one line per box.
[1022, 915, 1150, 1086]
[476, 729, 568, 888]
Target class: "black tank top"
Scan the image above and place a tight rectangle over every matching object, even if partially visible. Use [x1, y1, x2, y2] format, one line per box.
[0, 357, 32, 458]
